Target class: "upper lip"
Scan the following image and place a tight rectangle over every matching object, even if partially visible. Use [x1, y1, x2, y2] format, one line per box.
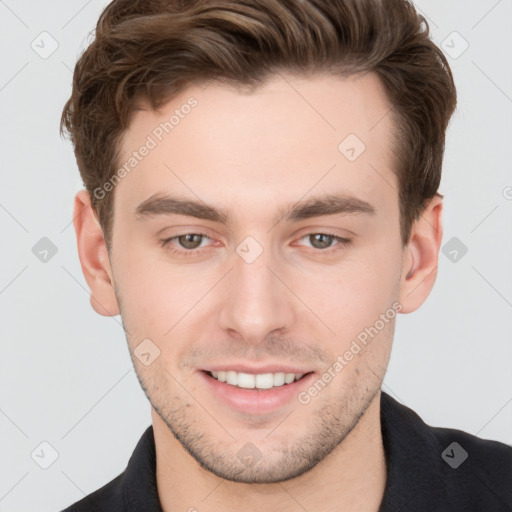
[201, 364, 313, 374]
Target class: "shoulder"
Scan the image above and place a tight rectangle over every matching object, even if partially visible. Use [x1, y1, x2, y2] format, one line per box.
[429, 423, 512, 509]
[59, 425, 159, 512]
[59, 472, 125, 511]
[431, 422, 512, 466]
[380, 392, 512, 511]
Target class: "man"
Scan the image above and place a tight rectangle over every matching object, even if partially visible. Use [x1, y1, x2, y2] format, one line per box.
[60, 0, 512, 510]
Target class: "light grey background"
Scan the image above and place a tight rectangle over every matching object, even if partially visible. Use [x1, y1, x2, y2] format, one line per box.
[1, 1, 511, 511]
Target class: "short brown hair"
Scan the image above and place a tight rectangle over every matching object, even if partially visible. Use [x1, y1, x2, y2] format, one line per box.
[60, 0, 457, 249]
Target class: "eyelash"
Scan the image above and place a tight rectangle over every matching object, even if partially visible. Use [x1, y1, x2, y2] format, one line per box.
[159, 232, 352, 257]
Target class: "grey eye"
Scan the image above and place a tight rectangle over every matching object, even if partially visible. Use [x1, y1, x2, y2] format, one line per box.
[177, 234, 205, 249]
[308, 233, 336, 249]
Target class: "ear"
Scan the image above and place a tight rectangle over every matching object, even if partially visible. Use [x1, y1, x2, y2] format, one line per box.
[73, 190, 120, 317]
[398, 195, 443, 313]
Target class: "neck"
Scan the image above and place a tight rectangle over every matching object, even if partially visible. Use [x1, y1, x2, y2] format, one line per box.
[153, 391, 386, 512]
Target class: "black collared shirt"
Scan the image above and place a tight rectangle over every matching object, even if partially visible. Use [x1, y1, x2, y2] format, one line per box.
[61, 392, 512, 511]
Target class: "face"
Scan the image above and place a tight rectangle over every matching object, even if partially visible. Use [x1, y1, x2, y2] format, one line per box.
[106, 72, 405, 483]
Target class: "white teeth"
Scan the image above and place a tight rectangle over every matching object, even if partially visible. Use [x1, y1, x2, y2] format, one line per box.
[273, 372, 285, 387]
[255, 373, 274, 389]
[284, 373, 295, 384]
[226, 371, 237, 385]
[209, 370, 306, 389]
[237, 373, 255, 389]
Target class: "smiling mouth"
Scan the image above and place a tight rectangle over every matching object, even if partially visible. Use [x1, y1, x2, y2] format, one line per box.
[205, 370, 312, 390]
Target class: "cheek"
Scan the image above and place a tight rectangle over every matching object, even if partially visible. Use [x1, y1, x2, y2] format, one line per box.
[301, 240, 402, 341]
[112, 244, 220, 355]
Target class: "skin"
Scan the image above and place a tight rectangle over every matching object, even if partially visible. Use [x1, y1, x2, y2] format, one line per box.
[73, 71, 443, 512]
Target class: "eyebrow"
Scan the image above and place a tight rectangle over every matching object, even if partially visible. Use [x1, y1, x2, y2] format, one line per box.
[134, 192, 376, 225]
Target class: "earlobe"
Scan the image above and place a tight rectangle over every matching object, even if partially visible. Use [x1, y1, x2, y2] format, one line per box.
[398, 196, 443, 313]
[73, 190, 120, 317]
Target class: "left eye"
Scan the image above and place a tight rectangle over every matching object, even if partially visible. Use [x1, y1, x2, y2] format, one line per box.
[300, 233, 351, 250]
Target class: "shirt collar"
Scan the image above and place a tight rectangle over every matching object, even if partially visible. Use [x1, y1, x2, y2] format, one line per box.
[378, 392, 448, 511]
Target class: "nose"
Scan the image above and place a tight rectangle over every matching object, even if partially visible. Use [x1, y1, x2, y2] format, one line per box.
[217, 241, 297, 344]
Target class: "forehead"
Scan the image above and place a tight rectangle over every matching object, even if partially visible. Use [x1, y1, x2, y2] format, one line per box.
[115, 71, 397, 222]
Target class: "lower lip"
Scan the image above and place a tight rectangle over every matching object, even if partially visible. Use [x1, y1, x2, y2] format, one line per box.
[198, 371, 315, 415]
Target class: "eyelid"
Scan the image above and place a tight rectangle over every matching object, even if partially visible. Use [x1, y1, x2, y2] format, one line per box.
[159, 232, 213, 254]
[293, 233, 352, 253]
